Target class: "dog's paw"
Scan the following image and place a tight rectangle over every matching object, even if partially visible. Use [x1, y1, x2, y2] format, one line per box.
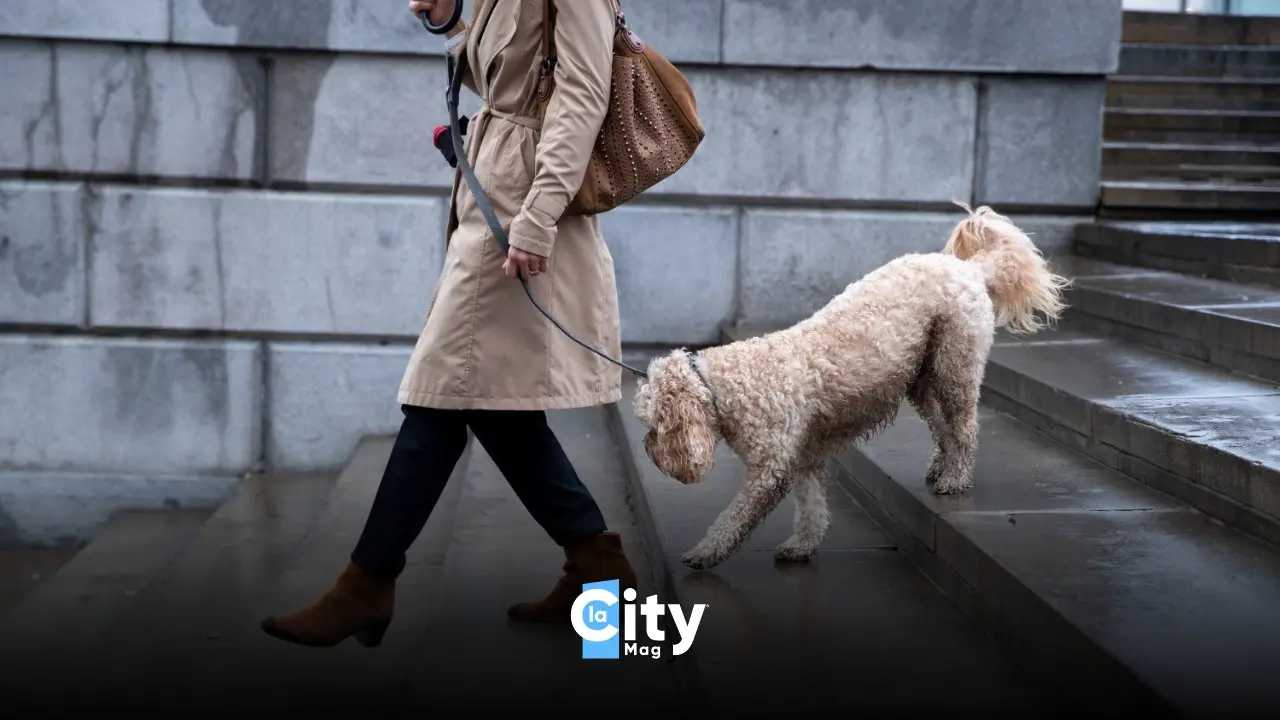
[774, 542, 814, 563]
[924, 455, 943, 486]
[932, 477, 973, 495]
[680, 549, 721, 571]
[925, 465, 941, 486]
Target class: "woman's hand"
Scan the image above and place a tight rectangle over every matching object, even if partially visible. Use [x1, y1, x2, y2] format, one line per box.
[408, 0, 455, 27]
[503, 247, 549, 280]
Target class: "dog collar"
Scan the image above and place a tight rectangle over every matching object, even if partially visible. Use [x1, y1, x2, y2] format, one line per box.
[684, 352, 723, 422]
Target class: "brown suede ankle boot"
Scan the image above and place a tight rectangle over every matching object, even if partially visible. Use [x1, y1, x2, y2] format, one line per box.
[260, 560, 395, 647]
[507, 531, 638, 623]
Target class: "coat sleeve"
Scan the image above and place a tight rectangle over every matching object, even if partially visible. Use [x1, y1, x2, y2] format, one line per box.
[506, 0, 615, 258]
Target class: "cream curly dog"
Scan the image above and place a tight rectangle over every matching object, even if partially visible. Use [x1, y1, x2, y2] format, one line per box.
[634, 204, 1069, 571]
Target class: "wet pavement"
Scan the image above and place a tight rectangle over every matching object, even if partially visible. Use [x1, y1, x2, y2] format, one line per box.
[836, 403, 1280, 718]
[0, 411, 686, 713]
[0, 400, 1078, 716]
[1076, 222, 1280, 288]
[3, 326, 1278, 715]
[0, 547, 76, 618]
[612, 377, 1070, 717]
[987, 332, 1280, 512]
[1054, 256, 1280, 382]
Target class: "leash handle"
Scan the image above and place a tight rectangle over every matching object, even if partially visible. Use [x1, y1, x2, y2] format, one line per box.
[441, 46, 649, 380]
[418, 1, 464, 34]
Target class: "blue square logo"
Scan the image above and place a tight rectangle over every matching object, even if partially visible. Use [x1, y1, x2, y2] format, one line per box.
[571, 578, 621, 660]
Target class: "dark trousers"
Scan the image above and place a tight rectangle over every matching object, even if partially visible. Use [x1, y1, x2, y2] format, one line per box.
[350, 405, 609, 580]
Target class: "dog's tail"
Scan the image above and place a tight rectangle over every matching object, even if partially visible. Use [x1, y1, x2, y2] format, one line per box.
[943, 202, 1070, 335]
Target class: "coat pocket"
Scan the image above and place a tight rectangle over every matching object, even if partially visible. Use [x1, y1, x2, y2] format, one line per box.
[477, 122, 538, 226]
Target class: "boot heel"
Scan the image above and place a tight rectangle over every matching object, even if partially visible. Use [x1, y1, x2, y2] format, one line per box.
[353, 619, 391, 648]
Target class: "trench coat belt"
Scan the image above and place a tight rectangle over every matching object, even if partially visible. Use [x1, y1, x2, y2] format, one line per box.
[475, 105, 543, 132]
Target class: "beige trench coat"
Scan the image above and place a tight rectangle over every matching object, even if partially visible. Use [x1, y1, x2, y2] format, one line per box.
[398, 0, 622, 411]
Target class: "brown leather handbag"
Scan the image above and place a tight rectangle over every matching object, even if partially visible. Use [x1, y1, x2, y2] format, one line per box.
[537, 0, 705, 217]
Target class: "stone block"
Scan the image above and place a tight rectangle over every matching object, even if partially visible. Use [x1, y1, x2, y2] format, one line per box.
[737, 209, 963, 327]
[0, 40, 57, 173]
[1016, 215, 1093, 258]
[0, 336, 262, 475]
[722, 0, 1122, 75]
[169, 0, 720, 62]
[267, 343, 412, 470]
[271, 53, 974, 202]
[976, 78, 1107, 208]
[268, 53, 479, 189]
[0, 0, 169, 43]
[0, 40, 263, 182]
[171, 0, 431, 54]
[651, 68, 977, 203]
[0, 472, 236, 549]
[88, 185, 445, 337]
[0, 181, 85, 326]
[626, 0, 723, 64]
[600, 205, 737, 345]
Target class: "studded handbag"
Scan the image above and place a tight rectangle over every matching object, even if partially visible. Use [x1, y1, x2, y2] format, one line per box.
[537, 0, 705, 216]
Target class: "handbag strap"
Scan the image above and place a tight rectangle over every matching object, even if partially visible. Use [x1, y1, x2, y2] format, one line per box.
[537, 0, 556, 104]
[539, 0, 625, 99]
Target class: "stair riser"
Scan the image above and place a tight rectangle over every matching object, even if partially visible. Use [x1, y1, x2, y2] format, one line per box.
[1077, 243, 1280, 289]
[1076, 223, 1280, 267]
[1104, 166, 1280, 183]
[1101, 185, 1280, 213]
[1123, 11, 1280, 46]
[1105, 110, 1280, 136]
[1107, 130, 1280, 145]
[1119, 46, 1280, 79]
[1103, 146, 1280, 169]
[1108, 83, 1280, 112]
[1060, 298, 1280, 385]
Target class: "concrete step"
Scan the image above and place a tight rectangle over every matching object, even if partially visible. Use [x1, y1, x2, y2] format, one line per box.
[1076, 220, 1280, 287]
[39, 470, 342, 703]
[0, 508, 212, 679]
[393, 408, 684, 713]
[1119, 44, 1280, 79]
[1105, 126, 1280, 145]
[1104, 163, 1280, 183]
[832, 402, 1280, 718]
[1122, 10, 1280, 46]
[985, 328, 1280, 546]
[1108, 77, 1280, 112]
[1103, 142, 1280, 169]
[0, 548, 78, 618]
[1100, 179, 1280, 213]
[143, 436, 471, 712]
[1052, 256, 1280, 383]
[16, 408, 691, 712]
[610, 375, 1079, 715]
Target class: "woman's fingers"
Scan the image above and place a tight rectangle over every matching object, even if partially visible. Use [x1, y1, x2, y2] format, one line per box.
[504, 248, 548, 280]
[408, 1, 435, 16]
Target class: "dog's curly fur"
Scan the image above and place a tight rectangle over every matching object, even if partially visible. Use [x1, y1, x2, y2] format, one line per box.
[634, 204, 1069, 570]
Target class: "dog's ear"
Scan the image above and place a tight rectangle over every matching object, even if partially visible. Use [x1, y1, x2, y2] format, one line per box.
[641, 353, 717, 484]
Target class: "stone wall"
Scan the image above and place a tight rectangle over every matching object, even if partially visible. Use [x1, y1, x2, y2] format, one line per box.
[0, 0, 1121, 543]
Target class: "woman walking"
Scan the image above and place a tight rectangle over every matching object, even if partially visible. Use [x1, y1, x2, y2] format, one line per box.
[260, 0, 636, 647]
